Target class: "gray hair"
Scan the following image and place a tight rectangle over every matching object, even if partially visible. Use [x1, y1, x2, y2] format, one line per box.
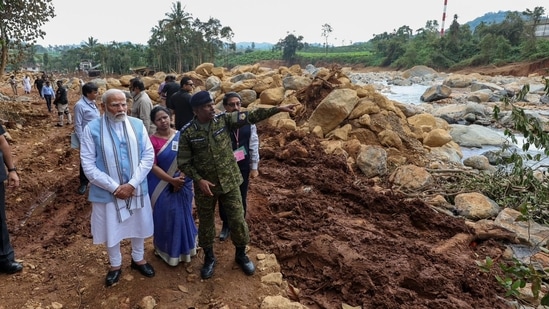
[102, 88, 125, 105]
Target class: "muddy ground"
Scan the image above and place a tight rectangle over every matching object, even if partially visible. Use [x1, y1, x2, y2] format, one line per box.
[1, 60, 544, 308]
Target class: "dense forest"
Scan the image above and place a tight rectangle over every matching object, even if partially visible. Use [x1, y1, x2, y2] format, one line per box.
[1, 0, 548, 75]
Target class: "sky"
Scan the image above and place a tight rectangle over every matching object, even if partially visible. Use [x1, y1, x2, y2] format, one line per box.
[35, 0, 548, 47]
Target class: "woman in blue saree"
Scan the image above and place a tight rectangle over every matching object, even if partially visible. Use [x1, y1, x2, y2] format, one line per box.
[148, 106, 197, 266]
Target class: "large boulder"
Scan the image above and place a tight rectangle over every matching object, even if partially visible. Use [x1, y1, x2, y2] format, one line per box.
[308, 89, 359, 134]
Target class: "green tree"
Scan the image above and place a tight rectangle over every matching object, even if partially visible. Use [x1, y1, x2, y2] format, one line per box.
[0, 0, 55, 74]
[42, 52, 49, 70]
[321, 23, 333, 55]
[394, 20, 440, 68]
[523, 6, 546, 38]
[372, 25, 413, 67]
[522, 7, 546, 57]
[160, 1, 193, 72]
[82, 37, 99, 62]
[195, 17, 234, 64]
[275, 33, 304, 64]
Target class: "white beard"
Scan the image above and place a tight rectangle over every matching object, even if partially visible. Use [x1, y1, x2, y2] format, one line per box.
[106, 111, 127, 123]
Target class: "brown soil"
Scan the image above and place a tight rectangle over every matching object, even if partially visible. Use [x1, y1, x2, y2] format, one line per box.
[1, 62, 538, 308]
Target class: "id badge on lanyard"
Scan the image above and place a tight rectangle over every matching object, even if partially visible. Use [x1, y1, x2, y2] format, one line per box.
[233, 146, 247, 162]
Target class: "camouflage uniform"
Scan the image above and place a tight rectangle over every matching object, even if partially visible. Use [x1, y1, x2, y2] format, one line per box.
[177, 107, 280, 248]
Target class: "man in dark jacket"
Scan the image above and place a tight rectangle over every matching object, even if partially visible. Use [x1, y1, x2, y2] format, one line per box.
[167, 76, 195, 130]
[161, 75, 180, 105]
[53, 80, 72, 127]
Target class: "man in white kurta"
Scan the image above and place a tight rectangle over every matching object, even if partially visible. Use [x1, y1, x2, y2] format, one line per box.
[80, 88, 155, 287]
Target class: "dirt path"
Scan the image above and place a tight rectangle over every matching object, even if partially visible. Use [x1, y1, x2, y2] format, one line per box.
[0, 74, 515, 308]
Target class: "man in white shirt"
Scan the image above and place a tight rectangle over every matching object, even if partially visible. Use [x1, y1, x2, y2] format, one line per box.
[80, 89, 155, 287]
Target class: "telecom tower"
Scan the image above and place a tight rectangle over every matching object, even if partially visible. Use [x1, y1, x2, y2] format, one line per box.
[440, 0, 448, 36]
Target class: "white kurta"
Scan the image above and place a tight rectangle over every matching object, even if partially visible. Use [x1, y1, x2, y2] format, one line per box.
[80, 118, 154, 247]
[90, 201, 153, 247]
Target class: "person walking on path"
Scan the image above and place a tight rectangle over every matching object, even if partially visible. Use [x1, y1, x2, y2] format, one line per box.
[147, 106, 197, 266]
[80, 89, 156, 287]
[34, 76, 44, 98]
[0, 124, 22, 274]
[22, 75, 32, 94]
[53, 80, 72, 127]
[8, 76, 17, 96]
[41, 81, 55, 113]
[177, 90, 296, 279]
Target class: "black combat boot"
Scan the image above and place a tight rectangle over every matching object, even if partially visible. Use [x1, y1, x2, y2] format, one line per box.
[235, 246, 255, 275]
[200, 247, 216, 279]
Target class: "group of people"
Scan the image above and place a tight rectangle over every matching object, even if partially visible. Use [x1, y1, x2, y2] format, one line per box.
[7, 73, 70, 124]
[7, 75, 32, 96]
[1, 75, 296, 289]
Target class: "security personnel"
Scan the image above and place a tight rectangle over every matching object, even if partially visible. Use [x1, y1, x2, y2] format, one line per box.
[177, 90, 296, 279]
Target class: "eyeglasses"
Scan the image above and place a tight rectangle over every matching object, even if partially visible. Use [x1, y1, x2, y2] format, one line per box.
[227, 102, 241, 108]
[186, 83, 195, 86]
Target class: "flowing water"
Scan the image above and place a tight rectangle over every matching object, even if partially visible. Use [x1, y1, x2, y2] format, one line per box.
[383, 84, 429, 105]
[382, 84, 549, 166]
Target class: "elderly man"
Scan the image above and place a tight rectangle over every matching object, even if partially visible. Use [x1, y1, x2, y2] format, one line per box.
[177, 90, 296, 279]
[80, 89, 155, 287]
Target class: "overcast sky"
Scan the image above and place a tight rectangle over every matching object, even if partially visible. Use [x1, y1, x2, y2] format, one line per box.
[35, 0, 547, 47]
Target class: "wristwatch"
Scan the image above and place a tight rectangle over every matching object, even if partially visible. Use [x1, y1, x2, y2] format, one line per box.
[7, 167, 17, 172]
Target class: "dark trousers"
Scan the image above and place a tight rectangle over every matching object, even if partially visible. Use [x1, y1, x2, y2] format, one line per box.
[0, 182, 15, 264]
[79, 163, 89, 186]
[44, 95, 53, 112]
[219, 168, 250, 226]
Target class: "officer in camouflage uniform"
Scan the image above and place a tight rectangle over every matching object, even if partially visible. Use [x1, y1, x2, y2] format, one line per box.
[177, 90, 296, 279]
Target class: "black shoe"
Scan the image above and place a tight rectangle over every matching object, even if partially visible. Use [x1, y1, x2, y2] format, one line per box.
[235, 247, 255, 276]
[219, 225, 230, 241]
[201, 247, 216, 279]
[0, 261, 23, 274]
[130, 260, 155, 277]
[77, 184, 87, 195]
[105, 269, 121, 287]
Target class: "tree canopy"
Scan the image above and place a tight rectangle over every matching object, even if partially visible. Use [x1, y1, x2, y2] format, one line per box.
[274, 33, 304, 64]
[0, 0, 55, 75]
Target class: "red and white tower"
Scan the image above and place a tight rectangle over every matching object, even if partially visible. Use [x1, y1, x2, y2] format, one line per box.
[441, 0, 448, 36]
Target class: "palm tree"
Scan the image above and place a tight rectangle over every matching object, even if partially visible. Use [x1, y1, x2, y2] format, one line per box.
[82, 36, 99, 62]
[162, 1, 192, 72]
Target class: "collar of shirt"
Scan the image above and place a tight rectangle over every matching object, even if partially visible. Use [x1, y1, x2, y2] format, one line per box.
[83, 97, 97, 109]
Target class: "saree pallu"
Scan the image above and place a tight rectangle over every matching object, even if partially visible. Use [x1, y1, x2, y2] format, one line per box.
[148, 132, 197, 266]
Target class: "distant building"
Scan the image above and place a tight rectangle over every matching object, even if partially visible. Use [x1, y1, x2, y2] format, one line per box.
[20, 63, 41, 72]
[535, 18, 549, 39]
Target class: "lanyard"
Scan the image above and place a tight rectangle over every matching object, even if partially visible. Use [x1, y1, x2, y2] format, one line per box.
[233, 129, 240, 147]
[84, 97, 97, 109]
